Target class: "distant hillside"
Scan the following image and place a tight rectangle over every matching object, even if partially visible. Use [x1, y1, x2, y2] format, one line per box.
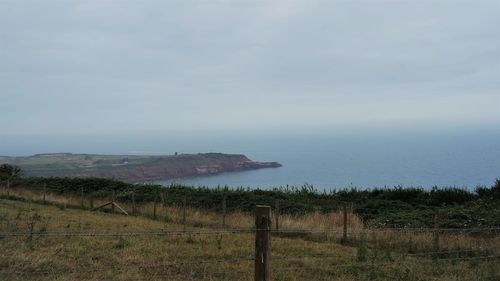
[0, 153, 282, 182]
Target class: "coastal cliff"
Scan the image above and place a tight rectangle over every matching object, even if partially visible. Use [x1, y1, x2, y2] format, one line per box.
[0, 153, 282, 182]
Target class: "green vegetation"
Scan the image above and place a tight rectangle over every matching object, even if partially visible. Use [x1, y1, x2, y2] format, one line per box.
[4, 177, 500, 229]
[0, 163, 22, 180]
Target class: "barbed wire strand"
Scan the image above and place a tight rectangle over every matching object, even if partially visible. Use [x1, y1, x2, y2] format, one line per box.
[1, 226, 500, 238]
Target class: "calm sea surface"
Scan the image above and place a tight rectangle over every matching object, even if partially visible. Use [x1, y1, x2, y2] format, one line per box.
[3, 128, 499, 191]
[156, 129, 500, 191]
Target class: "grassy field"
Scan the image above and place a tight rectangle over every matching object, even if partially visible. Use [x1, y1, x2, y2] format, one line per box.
[1, 196, 499, 281]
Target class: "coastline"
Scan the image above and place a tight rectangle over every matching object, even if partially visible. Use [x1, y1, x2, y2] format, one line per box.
[0, 152, 282, 182]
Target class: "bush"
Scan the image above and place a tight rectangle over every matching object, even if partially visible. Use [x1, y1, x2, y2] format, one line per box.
[430, 187, 475, 205]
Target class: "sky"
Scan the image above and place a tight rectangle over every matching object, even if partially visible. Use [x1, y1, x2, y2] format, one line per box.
[1, 0, 499, 139]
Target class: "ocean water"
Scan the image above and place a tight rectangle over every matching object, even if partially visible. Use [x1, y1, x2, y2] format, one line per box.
[3, 127, 499, 191]
[156, 129, 500, 191]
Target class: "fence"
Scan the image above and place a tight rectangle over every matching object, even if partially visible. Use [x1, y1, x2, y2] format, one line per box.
[1, 184, 500, 280]
[0, 184, 366, 233]
[1, 220, 499, 280]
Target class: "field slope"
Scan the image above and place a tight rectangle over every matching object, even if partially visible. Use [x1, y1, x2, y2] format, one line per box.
[0, 197, 498, 281]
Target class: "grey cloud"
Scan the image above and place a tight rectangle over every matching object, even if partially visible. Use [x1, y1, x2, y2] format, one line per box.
[0, 0, 499, 136]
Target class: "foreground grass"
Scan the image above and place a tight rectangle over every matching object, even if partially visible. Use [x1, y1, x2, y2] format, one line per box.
[1, 198, 499, 281]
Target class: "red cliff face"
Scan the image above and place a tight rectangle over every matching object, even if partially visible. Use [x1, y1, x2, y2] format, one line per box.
[99, 154, 282, 182]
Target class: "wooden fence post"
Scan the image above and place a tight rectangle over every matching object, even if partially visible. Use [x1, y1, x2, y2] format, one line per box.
[255, 205, 271, 281]
[165, 202, 169, 223]
[132, 190, 137, 216]
[275, 199, 280, 231]
[153, 191, 158, 220]
[161, 190, 166, 207]
[222, 195, 227, 228]
[111, 190, 116, 213]
[182, 196, 187, 230]
[161, 190, 168, 222]
[433, 212, 440, 258]
[43, 184, 47, 203]
[6, 179, 10, 197]
[341, 203, 348, 245]
[80, 186, 85, 209]
[348, 203, 353, 228]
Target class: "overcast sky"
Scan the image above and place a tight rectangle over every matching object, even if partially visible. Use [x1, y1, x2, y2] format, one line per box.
[1, 0, 499, 137]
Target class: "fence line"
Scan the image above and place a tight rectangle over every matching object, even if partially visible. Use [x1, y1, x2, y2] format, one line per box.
[0, 229, 256, 237]
[2, 194, 500, 280]
[271, 247, 500, 260]
[3, 189, 500, 237]
[2, 227, 499, 238]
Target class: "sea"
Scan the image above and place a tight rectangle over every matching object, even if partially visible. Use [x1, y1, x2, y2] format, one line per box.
[3, 127, 499, 191]
[155, 127, 500, 191]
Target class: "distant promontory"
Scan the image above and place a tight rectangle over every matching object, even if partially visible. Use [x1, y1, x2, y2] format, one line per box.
[0, 153, 282, 182]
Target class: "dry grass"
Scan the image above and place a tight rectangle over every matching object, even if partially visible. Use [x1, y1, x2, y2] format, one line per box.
[4, 187, 363, 233]
[279, 211, 364, 231]
[1, 189, 500, 281]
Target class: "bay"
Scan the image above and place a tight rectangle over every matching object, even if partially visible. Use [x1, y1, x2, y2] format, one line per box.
[157, 128, 500, 190]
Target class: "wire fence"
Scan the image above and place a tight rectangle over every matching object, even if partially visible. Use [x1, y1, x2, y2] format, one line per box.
[2, 185, 500, 232]
[0, 228, 500, 238]
[1, 188, 500, 280]
[1, 226, 500, 238]
[1, 226, 499, 278]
